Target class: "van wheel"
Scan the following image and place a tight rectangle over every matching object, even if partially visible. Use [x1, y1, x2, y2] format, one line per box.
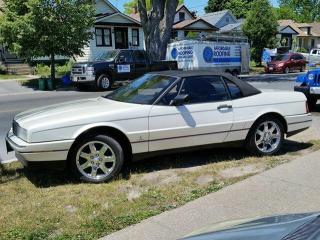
[97, 74, 112, 91]
[69, 134, 124, 183]
[246, 117, 284, 156]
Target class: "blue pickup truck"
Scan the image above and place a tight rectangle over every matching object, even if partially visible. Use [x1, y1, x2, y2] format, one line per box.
[294, 69, 320, 110]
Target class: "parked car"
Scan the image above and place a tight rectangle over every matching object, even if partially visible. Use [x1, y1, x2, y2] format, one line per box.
[71, 49, 178, 90]
[265, 53, 306, 74]
[181, 212, 320, 240]
[6, 71, 311, 183]
[295, 68, 320, 110]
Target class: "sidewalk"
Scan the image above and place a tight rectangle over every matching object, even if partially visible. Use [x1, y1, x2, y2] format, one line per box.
[101, 150, 320, 240]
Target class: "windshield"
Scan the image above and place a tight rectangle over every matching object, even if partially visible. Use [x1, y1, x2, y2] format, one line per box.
[105, 74, 177, 104]
[274, 54, 290, 61]
[95, 50, 118, 61]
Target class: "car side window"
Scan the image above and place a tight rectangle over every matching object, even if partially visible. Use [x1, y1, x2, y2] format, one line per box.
[158, 79, 183, 105]
[133, 51, 147, 63]
[180, 76, 229, 104]
[117, 51, 133, 63]
[224, 78, 243, 99]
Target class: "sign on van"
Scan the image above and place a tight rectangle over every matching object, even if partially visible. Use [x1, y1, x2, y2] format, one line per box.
[167, 40, 246, 70]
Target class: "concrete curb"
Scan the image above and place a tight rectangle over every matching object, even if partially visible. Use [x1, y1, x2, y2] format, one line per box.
[100, 149, 320, 240]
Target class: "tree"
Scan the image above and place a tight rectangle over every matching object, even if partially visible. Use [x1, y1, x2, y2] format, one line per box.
[205, 0, 254, 18]
[279, 0, 320, 22]
[243, 0, 278, 65]
[274, 5, 298, 21]
[0, 0, 95, 81]
[137, 0, 179, 60]
[125, 0, 184, 14]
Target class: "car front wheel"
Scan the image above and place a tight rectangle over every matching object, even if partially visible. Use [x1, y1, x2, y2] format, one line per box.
[69, 134, 124, 183]
[97, 74, 113, 91]
[246, 117, 284, 155]
[284, 67, 290, 74]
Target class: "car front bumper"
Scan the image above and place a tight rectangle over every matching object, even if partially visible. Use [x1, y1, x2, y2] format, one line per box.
[294, 85, 320, 98]
[71, 74, 96, 83]
[5, 130, 74, 165]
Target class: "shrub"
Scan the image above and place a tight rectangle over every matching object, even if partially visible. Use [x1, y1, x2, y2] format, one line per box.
[35, 64, 50, 78]
[0, 65, 7, 74]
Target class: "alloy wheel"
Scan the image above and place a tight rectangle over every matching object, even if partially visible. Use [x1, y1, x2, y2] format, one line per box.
[101, 77, 110, 89]
[76, 141, 116, 181]
[254, 121, 281, 154]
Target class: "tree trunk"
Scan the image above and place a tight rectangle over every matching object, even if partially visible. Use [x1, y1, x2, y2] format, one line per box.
[50, 53, 55, 81]
[138, 0, 179, 61]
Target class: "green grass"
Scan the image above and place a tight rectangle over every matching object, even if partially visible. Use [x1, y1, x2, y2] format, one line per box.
[0, 74, 29, 80]
[249, 61, 265, 74]
[0, 140, 319, 240]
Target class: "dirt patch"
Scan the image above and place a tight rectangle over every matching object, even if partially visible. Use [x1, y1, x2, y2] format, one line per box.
[219, 164, 266, 179]
[195, 175, 214, 186]
[140, 170, 181, 186]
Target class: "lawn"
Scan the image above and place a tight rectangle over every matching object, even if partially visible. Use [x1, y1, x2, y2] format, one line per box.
[0, 74, 29, 80]
[1, 140, 319, 240]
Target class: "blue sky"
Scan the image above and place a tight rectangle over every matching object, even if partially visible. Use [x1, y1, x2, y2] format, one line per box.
[109, 0, 279, 15]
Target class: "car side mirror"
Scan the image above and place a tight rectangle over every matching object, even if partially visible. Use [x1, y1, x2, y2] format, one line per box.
[118, 56, 125, 63]
[170, 94, 189, 106]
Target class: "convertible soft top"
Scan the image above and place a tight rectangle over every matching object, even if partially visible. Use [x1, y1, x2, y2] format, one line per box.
[152, 70, 261, 98]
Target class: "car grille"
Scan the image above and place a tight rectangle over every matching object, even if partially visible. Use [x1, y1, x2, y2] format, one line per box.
[281, 215, 320, 240]
[72, 66, 84, 75]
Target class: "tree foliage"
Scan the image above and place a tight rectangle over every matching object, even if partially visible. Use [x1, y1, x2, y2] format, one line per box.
[274, 5, 298, 21]
[0, 0, 95, 80]
[125, 0, 183, 14]
[137, 0, 179, 60]
[278, 0, 320, 22]
[243, 0, 278, 65]
[205, 0, 254, 18]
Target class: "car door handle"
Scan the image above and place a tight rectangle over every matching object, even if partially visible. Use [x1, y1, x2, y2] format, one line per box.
[217, 104, 233, 110]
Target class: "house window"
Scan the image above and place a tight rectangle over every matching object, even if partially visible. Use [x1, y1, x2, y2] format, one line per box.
[95, 28, 112, 47]
[179, 12, 185, 21]
[132, 29, 139, 46]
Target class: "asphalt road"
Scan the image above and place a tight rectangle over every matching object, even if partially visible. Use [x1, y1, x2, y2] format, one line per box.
[0, 73, 306, 163]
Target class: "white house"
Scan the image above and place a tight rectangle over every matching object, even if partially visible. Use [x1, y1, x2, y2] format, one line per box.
[77, 0, 145, 62]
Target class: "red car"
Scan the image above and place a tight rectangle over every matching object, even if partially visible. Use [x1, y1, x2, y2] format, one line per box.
[265, 53, 306, 74]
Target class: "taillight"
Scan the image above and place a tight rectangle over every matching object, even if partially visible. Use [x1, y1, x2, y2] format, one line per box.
[306, 101, 310, 113]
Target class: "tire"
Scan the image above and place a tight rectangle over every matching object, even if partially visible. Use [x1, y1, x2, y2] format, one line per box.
[231, 70, 240, 77]
[307, 97, 317, 111]
[284, 67, 290, 74]
[69, 134, 124, 183]
[246, 116, 284, 156]
[300, 65, 306, 72]
[97, 74, 113, 91]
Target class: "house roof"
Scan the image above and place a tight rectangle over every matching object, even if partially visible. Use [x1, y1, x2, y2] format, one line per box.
[101, 0, 120, 13]
[201, 10, 237, 26]
[173, 18, 219, 31]
[278, 20, 320, 37]
[218, 22, 242, 33]
[96, 12, 141, 25]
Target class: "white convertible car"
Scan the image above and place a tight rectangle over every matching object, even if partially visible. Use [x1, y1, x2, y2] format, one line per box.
[6, 71, 311, 183]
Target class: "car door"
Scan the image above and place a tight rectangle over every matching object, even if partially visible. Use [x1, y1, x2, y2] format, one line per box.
[148, 75, 234, 152]
[132, 51, 148, 78]
[114, 50, 135, 80]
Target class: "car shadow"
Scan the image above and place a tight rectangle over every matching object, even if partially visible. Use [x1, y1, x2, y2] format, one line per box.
[10, 140, 312, 188]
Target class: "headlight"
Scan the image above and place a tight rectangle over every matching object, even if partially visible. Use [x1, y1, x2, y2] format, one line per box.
[278, 63, 284, 67]
[86, 66, 95, 75]
[308, 74, 315, 81]
[12, 121, 28, 141]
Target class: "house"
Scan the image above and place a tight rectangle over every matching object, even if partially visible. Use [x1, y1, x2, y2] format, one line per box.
[77, 0, 145, 62]
[129, 4, 218, 41]
[202, 10, 243, 34]
[278, 20, 320, 52]
[171, 5, 219, 40]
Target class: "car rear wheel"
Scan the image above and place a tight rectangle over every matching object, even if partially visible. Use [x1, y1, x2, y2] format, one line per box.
[307, 97, 317, 111]
[284, 67, 290, 74]
[97, 74, 112, 91]
[246, 117, 284, 155]
[69, 134, 124, 183]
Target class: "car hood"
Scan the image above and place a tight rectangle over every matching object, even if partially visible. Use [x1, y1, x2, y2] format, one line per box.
[14, 97, 150, 132]
[182, 213, 320, 240]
